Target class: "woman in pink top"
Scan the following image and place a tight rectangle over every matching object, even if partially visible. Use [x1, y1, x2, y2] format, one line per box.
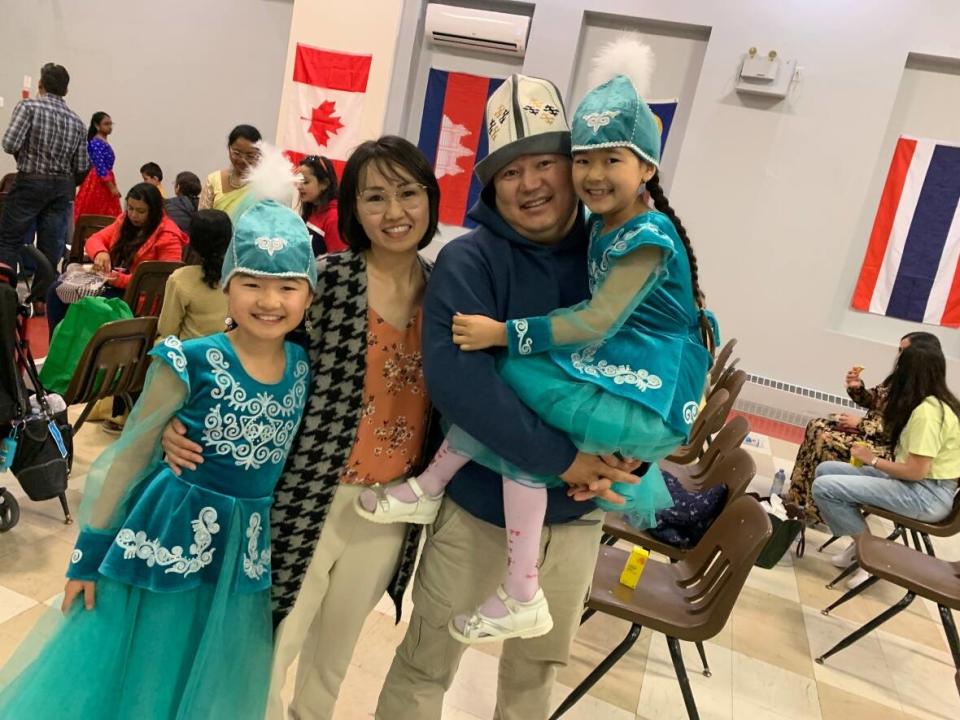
[46, 182, 186, 335]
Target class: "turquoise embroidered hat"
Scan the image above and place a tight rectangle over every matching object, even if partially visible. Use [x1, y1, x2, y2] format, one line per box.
[222, 199, 317, 291]
[571, 37, 660, 167]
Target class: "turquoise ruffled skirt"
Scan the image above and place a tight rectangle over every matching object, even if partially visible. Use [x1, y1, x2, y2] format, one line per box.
[448, 353, 681, 528]
[0, 516, 272, 720]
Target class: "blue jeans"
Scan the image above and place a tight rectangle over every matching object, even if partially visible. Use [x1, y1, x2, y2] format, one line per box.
[811, 460, 957, 536]
[0, 174, 72, 273]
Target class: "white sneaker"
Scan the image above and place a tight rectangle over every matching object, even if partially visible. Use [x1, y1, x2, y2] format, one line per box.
[845, 568, 872, 590]
[448, 586, 554, 645]
[354, 477, 442, 525]
[830, 542, 857, 568]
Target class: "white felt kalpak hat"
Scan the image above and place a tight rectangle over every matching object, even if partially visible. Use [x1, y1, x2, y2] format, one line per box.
[474, 74, 571, 187]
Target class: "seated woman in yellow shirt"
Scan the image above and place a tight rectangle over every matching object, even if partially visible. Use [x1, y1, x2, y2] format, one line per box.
[812, 340, 959, 586]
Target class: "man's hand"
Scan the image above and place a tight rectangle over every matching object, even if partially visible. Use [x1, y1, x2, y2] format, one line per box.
[62, 580, 96, 613]
[559, 452, 640, 505]
[161, 417, 203, 476]
[452, 313, 507, 351]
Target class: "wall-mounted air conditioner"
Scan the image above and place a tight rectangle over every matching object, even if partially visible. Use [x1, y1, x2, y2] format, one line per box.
[424, 3, 530, 57]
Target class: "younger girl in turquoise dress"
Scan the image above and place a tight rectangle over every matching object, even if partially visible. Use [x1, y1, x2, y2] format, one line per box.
[0, 155, 317, 719]
[359, 39, 716, 644]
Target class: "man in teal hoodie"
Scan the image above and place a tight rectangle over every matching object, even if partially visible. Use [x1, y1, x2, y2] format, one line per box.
[376, 75, 639, 720]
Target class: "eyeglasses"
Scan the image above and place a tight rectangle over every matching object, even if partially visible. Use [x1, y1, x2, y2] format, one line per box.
[358, 183, 428, 214]
[229, 148, 260, 163]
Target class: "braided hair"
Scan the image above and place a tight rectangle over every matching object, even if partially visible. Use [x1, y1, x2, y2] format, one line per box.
[645, 172, 715, 354]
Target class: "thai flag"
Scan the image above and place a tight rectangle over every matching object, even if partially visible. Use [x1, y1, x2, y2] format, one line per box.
[852, 136, 960, 326]
[417, 69, 504, 227]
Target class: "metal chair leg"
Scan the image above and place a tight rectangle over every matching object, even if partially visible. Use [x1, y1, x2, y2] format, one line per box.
[938, 604, 960, 675]
[694, 641, 711, 677]
[601, 533, 617, 547]
[909, 529, 923, 551]
[580, 608, 597, 625]
[920, 532, 936, 557]
[827, 527, 902, 588]
[57, 492, 73, 525]
[667, 636, 700, 720]
[816, 591, 916, 664]
[549, 623, 642, 719]
[818, 535, 840, 552]
[821, 575, 880, 615]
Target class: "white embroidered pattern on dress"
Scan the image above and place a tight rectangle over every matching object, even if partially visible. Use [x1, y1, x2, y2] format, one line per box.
[71, 549, 82, 563]
[162, 336, 187, 373]
[114, 507, 220, 577]
[203, 350, 309, 470]
[514, 319, 532, 355]
[570, 344, 663, 391]
[243, 512, 271, 580]
[683, 401, 700, 425]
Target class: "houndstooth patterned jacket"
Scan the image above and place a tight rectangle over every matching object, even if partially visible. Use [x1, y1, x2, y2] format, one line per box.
[269, 249, 431, 627]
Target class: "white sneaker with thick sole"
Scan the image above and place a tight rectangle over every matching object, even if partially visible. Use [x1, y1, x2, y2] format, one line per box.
[448, 586, 554, 645]
[830, 542, 857, 568]
[845, 568, 872, 589]
[354, 477, 442, 525]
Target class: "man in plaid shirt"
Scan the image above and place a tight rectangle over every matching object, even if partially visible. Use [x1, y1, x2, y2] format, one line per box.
[0, 63, 88, 284]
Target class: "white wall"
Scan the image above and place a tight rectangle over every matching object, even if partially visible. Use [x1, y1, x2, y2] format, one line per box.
[0, 0, 293, 194]
[385, 0, 960, 399]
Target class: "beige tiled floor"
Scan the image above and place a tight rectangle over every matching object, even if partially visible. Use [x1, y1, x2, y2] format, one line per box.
[0, 418, 958, 719]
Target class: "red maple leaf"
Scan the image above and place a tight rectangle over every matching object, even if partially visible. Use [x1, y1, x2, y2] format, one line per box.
[302, 100, 344, 147]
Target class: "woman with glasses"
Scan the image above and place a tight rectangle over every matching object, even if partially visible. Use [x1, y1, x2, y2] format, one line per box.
[161, 135, 440, 719]
[297, 154, 345, 255]
[198, 124, 262, 217]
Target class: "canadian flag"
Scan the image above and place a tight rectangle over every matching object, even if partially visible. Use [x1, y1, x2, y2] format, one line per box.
[283, 44, 372, 172]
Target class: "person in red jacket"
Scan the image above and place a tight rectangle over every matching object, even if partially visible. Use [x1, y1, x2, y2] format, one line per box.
[297, 155, 345, 255]
[46, 182, 186, 336]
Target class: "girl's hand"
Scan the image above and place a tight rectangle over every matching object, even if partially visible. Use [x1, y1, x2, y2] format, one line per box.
[850, 444, 875, 465]
[62, 579, 96, 613]
[452, 313, 507, 351]
[845, 366, 865, 388]
[92, 252, 112, 274]
[836, 413, 860, 431]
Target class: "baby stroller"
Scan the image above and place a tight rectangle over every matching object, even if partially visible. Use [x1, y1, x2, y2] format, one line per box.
[0, 273, 74, 533]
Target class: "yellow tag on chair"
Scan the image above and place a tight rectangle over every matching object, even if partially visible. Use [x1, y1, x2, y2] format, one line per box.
[619, 546, 650, 589]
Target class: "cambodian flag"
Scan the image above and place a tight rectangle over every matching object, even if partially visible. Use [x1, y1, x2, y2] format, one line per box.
[852, 136, 960, 326]
[417, 69, 504, 227]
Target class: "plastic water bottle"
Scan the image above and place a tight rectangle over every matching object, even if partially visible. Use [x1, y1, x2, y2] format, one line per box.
[770, 469, 786, 498]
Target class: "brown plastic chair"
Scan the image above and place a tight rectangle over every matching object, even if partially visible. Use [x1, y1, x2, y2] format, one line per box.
[712, 368, 746, 425]
[70, 214, 115, 263]
[660, 415, 750, 485]
[709, 338, 737, 385]
[123, 261, 183, 317]
[666, 389, 729, 465]
[816, 531, 960, 695]
[61, 317, 158, 432]
[550, 496, 772, 720]
[600, 446, 757, 676]
[826, 489, 960, 589]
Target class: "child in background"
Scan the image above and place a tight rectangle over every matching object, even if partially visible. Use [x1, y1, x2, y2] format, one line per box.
[140, 161, 165, 197]
[157, 209, 231, 340]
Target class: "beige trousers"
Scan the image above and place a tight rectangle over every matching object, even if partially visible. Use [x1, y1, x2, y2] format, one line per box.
[266, 483, 407, 720]
[375, 498, 604, 720]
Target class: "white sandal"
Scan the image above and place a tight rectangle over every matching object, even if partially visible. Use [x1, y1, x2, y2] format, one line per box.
[354, 477, 443, 525]
[448, 586, 553, 645]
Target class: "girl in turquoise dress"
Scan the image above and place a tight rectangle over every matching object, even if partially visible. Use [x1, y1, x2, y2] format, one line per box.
[0, 168, 317, 719]
[358, 40, 717, 644]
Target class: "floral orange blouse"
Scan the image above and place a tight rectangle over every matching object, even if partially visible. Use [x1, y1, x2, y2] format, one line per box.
[340, 308, 430, 486]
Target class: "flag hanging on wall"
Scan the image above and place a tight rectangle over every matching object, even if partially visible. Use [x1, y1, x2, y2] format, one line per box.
[282, 44, 372, 176]
[851, 135, 960, 327]
[417, 69, 504, 227]
[648, 99, 678, 156]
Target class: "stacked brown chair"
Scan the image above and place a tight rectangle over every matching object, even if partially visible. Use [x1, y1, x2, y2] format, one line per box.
[815, 531, 960, 698]
[666, 389, 729, 465]
[123, 260, 184, 318]
[709, 338, 737, 386]
[660, 415, 750, 487]
[550, 496, 772, 720]
[61, 317, 158, 432]
[69, 214, 115, 263]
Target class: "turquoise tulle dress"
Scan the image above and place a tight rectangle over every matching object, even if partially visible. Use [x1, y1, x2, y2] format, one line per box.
[0, 334, 309, 720]
[448, 211, 716, 528]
